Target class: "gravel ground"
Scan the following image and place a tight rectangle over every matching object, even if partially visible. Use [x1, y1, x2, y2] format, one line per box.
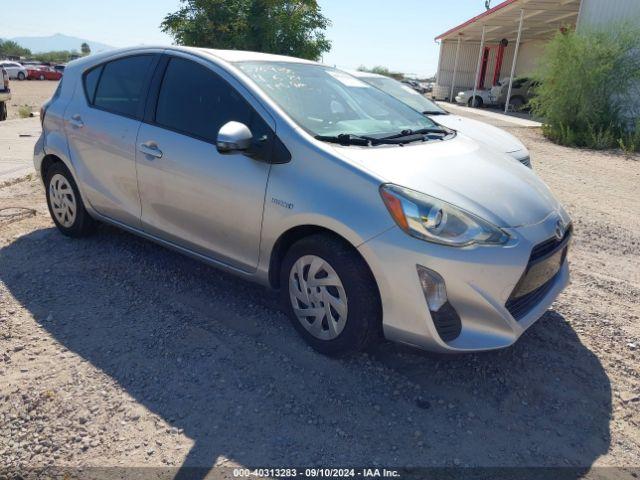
[0, 124, 639, 478]
[3, 79, 58, 120]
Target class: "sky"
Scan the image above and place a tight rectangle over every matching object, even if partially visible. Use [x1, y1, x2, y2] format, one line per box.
[0, 0, 489, 77]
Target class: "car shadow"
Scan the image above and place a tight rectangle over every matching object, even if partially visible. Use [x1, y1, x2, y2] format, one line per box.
[0, 225, 611, 479]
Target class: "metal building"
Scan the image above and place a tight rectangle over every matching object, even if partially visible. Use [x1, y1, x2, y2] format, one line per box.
[432, 0, 640, 112]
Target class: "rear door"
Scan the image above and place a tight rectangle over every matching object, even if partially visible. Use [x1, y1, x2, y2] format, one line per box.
[64, 53, 159, 227]
[135, 54, 274, 271]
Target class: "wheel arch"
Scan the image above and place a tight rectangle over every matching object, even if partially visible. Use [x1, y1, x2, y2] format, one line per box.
[267, 224, 378, 293]
[40, 153, 65, 180]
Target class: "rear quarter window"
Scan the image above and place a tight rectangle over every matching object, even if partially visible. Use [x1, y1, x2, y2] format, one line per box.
[83, 65, 103, 104]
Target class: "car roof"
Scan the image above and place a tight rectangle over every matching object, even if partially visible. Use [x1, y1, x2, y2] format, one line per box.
[68, 45, 320, 68]
[193, 47, 318, 65]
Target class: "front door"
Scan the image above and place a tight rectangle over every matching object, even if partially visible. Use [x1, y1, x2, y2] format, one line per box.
[135, 55, 273, 271]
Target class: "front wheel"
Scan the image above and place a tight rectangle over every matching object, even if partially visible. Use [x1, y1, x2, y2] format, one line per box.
[45, 163, 96, 237]
[17, 72, 25, 80]
[0, 102, 6, 121]
[468, 96, 483, 108]
[280, 234, 382, 356]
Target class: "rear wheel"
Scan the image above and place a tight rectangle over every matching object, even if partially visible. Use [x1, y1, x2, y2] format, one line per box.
[17, 72, 25, 80]
[280, 234, 382, 356]
[39, 74, 45, 81]
[45, 163, 96, 237]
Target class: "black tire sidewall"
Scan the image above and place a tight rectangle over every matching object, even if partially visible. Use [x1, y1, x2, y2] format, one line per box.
[280, 234, 382, 356]
[468, 96, 483, 108]
[18, 72, 25, 80]
[45, 163, 95, 237]
[0, 102, 6, 121]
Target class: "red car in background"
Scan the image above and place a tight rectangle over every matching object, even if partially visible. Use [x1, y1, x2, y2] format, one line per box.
[27, 66, 63, 81]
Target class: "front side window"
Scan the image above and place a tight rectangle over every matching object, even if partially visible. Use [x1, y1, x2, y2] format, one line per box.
[236, 62, 437, 138]
[155, 57, 253, 142]
[93, 55, 153, 118]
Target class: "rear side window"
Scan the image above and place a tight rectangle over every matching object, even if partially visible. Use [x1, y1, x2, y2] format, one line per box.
[155, 57, 252, 142]
[83, 65, 103, 104]
[93, 55, 153, 118]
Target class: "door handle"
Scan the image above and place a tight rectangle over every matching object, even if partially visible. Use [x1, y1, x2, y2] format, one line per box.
[138, 142, 163, 159]
[69, 114, 84, 128]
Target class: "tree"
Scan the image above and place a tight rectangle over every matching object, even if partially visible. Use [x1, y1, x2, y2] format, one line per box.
[81, 42, 91, 56]
[531, 23, 640, 151]
[0, 40, 31, 58]
[357, 65, 404, 80]
[161, 0, 331, 61]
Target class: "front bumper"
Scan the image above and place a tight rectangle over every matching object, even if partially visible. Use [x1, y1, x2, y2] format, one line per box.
[358, 212, 570, 353]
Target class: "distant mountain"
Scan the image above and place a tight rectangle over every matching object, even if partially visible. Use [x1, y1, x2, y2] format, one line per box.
[9, 34, 115, 54]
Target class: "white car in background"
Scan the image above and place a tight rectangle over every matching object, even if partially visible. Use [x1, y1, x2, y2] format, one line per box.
[0, 61, 28, 80]
[454, 88, 495, 108]
[350, 70, 531, 167]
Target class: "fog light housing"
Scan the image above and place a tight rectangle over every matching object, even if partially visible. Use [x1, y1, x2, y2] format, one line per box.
[417, 265, 462, 342]
[417, 265, 447, 311]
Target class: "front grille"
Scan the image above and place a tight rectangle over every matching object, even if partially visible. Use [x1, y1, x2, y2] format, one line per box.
[506, 275, 557, 320]
[506, 226, 572, 321]
[531, 225, 572, 261]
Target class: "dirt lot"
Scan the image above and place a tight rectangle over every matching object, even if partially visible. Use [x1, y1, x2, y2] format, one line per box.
[4, 79, 58, 120]
[0, 123, 639, 477]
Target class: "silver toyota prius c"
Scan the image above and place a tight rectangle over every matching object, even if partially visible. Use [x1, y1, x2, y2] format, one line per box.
[34, 46, 572, 356]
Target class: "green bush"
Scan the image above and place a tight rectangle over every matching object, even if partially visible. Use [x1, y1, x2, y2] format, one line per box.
[18, 106, 32, 118]
[531, 23, 640, 152]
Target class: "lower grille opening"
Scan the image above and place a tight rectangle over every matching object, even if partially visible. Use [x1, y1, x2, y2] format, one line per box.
[506, 273, 558, 320]
[432, 302, 462, 342]
[506, 226, 571, 321]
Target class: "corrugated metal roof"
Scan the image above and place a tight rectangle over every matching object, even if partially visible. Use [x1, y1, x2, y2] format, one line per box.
[435, 0, 581, 42]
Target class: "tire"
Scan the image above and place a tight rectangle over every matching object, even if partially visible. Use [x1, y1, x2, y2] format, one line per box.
[280, 233, 382, 356]
[0, 102, 6, 121]
[17, 72, 25, 81]
[39, 74, 45, 81]
[468, 96, 483, 108]
[45, 162, 96, 237]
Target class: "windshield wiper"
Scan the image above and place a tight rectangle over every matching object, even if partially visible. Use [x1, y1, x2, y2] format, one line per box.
[423, 110, 448, 115]
[315, 127, 453, 147]
[378, 127, 452, 140]
[314, 133, 400, 146]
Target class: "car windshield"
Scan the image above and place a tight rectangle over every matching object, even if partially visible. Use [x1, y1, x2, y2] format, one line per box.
[236, 61, 438, 138]
[361, 75, 447, 115]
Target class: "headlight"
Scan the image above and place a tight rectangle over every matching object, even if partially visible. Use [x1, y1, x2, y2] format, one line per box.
[380, 184, 510, 247]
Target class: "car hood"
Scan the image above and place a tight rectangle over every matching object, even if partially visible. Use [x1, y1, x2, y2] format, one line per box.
[431, 114, 525, 154]
[332, 135, 558, 228]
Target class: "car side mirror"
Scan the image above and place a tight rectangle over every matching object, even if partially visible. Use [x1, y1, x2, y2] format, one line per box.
[216, 121, 253, 154]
